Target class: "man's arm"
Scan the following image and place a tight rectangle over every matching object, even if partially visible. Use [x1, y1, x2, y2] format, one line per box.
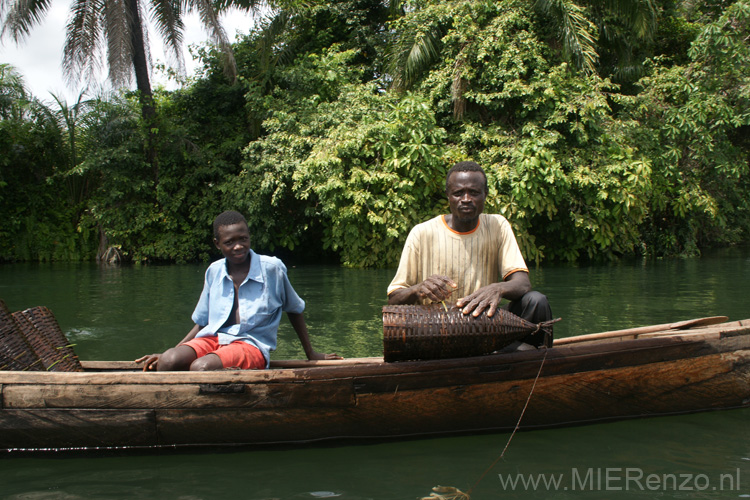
[455, 271, 532, 317]
[387, 275, 458, 305]
[287, 312, 342, 361]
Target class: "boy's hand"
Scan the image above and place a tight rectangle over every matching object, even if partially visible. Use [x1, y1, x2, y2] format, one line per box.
[135, 353, 161, 371]
[307, 351, 343, 361]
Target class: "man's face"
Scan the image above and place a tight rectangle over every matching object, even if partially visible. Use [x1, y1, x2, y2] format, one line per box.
[446, 170, 487, 224]
[214, 222, 251, 265]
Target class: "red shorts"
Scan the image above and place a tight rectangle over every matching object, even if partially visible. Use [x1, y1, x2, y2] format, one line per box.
[183, 336, 265, 370]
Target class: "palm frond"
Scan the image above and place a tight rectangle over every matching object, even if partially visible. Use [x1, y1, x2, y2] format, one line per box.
[600, 0, 656, 41]
[0, 62, 26, 94]
[0, 0, 53, 42]
[63, 0, 108, 86]
[241, 8, 296, 93]
[149, 0, 185, 74]
[388, 23, 442, 90]
[31, 95, 65, 136]
[213, 0, 266, 11]
[0, 63, 29, 119]
[258, 9, 292, 65]
[105, 0, 134, 87]
[535, 0, 599, 74]
[187, 0, 236, 82]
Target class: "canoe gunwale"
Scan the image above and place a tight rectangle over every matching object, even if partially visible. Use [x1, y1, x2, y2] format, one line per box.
[1, 320, 746, 385]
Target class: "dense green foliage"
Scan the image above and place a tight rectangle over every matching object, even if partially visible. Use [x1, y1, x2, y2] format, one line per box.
[1, 0, 749, 266]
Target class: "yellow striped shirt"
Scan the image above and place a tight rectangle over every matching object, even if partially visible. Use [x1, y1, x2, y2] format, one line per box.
[387, 214, 528, 303]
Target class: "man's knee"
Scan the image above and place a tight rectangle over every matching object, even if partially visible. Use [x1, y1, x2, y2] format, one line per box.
[522, 291, 552, 320]
[510, 291, 552, 323]
[521, 290, 545, 306]
[510, 291, 553, 347]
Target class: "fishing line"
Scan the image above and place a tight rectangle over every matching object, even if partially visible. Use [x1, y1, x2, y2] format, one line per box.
[466, 344, 549, 496]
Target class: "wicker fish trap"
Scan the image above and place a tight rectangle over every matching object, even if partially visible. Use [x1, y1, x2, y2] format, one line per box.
[0, 300, 44, 371]
[12, 306, 83, 372]
[383, 304, 555, 362]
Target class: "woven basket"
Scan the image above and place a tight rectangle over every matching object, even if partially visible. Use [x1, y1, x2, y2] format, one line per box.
[0, 300, 45, 371]
[383, 304, 550, 362]
[12, 306, 83, 372]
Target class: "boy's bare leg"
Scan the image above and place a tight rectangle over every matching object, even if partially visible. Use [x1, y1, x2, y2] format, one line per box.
[157, 345, 198, 371]
[189, 353, 223, 371]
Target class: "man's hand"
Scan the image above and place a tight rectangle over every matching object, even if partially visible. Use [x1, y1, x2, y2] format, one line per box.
[388, 275, 458, 305]
[135, 353, 161, 371]
[455, 282, 505, 317]
[418, 275, 458, 303]
[455, 272, 532, 317]
[398, 274, 457, 304]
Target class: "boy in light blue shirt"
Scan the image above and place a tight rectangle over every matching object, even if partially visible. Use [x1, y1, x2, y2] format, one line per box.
[137, 211, 340, 371]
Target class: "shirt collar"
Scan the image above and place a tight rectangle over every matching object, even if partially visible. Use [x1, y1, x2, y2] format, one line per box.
[246, 250, 263, 283]
[222, 249, 264, 284]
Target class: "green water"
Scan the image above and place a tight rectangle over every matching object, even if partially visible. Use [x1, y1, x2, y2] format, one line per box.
[1, 249, 750, 499]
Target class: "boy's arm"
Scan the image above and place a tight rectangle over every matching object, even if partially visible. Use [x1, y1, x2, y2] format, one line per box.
[135, 324, 204, 371]
[177, 324, 203, 345]
[287, 312, 342, 361]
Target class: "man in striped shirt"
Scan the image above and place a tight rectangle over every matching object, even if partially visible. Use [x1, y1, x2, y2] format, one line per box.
[387, 161, 553, 347]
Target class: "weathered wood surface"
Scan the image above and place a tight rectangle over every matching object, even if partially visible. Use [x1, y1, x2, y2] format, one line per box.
[554, 316, 731, 345]
[1, 319, 749, 450]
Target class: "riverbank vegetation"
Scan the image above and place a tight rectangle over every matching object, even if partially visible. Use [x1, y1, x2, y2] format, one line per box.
[1, 0, 748, 266]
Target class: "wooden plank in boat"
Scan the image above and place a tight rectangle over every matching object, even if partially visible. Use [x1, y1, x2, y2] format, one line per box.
[555, 316, 730, 345]
[80, 357, 385, 372]
[2, 379, 356, 410]
[353, 351, 750, 436]
[351, 332, 749, 395]
[154, 407, 368, 445]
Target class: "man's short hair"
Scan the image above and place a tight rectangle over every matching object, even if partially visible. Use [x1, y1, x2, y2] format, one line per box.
[446, 161, 488, 193]
[213, 210, 248, 239]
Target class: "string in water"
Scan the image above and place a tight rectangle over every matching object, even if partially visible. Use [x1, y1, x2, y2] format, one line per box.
[420, 345, 550, 500]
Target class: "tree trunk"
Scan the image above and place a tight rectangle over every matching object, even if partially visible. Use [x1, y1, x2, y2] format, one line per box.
[125, 0, 159, 186]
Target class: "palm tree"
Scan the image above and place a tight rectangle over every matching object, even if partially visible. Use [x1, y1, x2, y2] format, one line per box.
[44, 91, 92, 205]
[1, 0, 266, 176]
[0, 63, 29, 120]
[534, 0, 658, 80]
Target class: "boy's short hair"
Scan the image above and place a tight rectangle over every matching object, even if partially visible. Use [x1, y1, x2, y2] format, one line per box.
[446, 161, 488, 193]
[213, 211, 248, 239]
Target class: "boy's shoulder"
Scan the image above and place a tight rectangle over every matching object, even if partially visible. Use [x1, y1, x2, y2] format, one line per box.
[256, 253, 288, 274]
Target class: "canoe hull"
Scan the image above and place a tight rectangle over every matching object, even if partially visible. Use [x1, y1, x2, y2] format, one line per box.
[1, 320, 749, 450]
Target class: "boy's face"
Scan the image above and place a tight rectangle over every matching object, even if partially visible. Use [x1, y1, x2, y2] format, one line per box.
[214, 222, 251, 265]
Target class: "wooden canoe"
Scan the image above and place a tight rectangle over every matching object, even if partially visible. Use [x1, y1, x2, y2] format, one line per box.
[1, 317, 749, 451]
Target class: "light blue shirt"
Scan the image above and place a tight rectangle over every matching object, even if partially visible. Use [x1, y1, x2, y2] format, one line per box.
[191, 250, 305, 367]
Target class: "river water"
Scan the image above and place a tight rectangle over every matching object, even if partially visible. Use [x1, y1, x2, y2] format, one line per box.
[1, 248, 749, 499]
